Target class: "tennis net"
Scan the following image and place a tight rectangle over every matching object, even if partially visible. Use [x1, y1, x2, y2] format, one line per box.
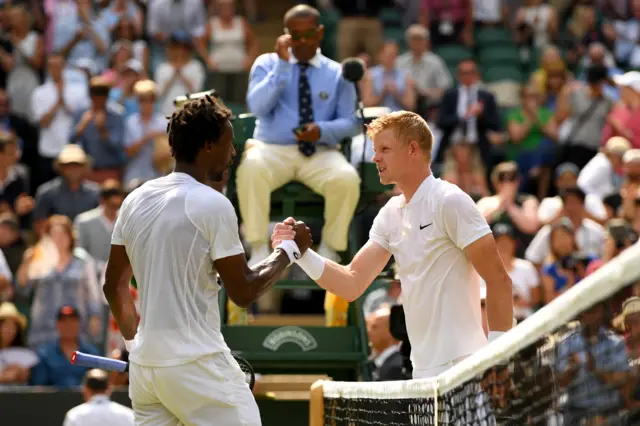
[318, 243, 640, 425]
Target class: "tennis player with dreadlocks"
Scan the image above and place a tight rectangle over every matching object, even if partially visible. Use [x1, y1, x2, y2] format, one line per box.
[273, 111, 514, 379]
[103, 95, 312, 425]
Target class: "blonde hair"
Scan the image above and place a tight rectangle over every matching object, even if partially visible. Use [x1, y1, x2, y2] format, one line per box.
[134, 79, 157, 97]
[366, 111, 433, 157]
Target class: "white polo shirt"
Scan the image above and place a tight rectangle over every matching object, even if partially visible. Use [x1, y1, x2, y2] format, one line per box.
[369, 175, 491, 376]
[112, 173, 245, 367]
[63, 395, 134, 426]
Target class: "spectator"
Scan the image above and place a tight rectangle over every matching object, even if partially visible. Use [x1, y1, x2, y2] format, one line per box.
[72, 76, 126, 183]
[63, 368, 134, 426]
[473, 0, 505, 26]
[515, 0, 558, 51]
[32, 145, 100, 230]
[56, 0, 110, 73]
[366, 306, 404, 381]
[530, 45, 569, 101]
[436, 59, 502, 170]
[556, 64, 614, 169]
[0, 302, 36, 385]
[0, 213, 26, 280]
[0, 133, 32, 227]
[526, 186, 606, 268]
[109, 59, 144, 119]
[540, 218, 591, 303]
[602, 71, 640, 148]
[111, 19, 149, 76]
[395, 25, 452, 111]
[362, 41, 416, 112]
[586, 218, 638, 275]
[239, 5, 360, 266]
[419, 0, 474, 47]
[4, 5, 45, 122]
[103, 40, 135, 88]
[30, 305, 99, 388]
[122, 79, 167, 186]
[580, 42, 622, 100]
[31, 52, 90, 187]
[154, 33, 205, 118]
[145, 0, 207, 47]
[332, 0, 385, 61]
[542, 162, 607, 225]
[505, 84, 558, 191]
[476, 223, 540, 321]
[74, 180, 125, 274]
[196, 0, 259, 106]
[100, 0, 143, 38]
[16, 216, 101, 348]
[578, 136, 630, 200]
[477, 162, 541, 255]
[620, 149, 640, 227]
[554, 302, 629, 425]
[440, 137, 489, 199]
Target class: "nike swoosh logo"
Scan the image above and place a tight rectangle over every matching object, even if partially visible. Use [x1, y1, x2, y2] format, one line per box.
[420, 223, 432, 230]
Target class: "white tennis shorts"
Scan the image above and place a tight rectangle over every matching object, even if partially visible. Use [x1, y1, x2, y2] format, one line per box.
[129, 351, 261, 426]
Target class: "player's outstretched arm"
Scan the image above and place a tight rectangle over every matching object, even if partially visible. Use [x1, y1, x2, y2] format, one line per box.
[215, 223, 313, 308]
[465, 234, 514, 337]
[272, 220, 392, 301]
[103, 244, 138, 341]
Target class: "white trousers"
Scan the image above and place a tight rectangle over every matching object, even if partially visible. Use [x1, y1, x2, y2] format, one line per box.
[129, 352, 261, 426]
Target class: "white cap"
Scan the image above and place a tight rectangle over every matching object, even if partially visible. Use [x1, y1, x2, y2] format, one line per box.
[613, 71, 640, 93]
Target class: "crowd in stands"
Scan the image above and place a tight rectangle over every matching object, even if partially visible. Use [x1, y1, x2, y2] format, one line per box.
[0, 0, 638, 405]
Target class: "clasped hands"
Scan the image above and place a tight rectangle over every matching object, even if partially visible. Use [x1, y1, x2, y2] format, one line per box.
[271, 217, 313, 261]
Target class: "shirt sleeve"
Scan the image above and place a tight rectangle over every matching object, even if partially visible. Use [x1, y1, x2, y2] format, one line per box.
[369, 203, 392, 252]
[442, 189, 491, 250]
[525, 226, 552, 264]
[188, 191, 245, 261]
[111, 196, 132, 246]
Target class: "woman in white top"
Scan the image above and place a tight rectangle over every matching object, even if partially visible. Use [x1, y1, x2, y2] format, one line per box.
[515, 0, 558, 50]
[196, 0, 258, 105]
[3, 6, 44, 121]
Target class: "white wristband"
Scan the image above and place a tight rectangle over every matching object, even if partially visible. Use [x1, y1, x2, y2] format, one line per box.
[275, 240, 301, 265]
[124, 339, 135, 352]
[295, 249, 325, 280]
[487, 331, 505, 343]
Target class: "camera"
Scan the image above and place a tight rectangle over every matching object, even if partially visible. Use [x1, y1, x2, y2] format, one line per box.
[389, 304, 412, 379]
[559, 253, 590, 271]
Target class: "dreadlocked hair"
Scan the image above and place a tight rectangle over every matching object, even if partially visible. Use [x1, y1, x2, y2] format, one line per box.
[166, 94, 232, 164]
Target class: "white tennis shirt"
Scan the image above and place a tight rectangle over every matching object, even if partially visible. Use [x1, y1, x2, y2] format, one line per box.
[369, 175, 490, 375]
[63, 395, 134, 426]
[111, 173, 245, 367]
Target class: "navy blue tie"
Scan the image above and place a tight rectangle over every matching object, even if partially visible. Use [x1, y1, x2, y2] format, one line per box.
[298, 63, 316, 157]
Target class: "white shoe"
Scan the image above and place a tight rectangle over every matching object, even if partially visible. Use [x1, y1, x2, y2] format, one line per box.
[248, 245, 270, 267]
[317, 243, 340, 263]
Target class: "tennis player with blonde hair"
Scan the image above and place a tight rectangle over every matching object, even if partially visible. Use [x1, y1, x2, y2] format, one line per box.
[272, 111, 514, 378]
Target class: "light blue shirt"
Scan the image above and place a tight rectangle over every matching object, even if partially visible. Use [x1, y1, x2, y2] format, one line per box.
[124, 112, 167, 185]
[369, 65, 407, 112]
[246, 51, 359, 148]
[554, 326, 629, 416]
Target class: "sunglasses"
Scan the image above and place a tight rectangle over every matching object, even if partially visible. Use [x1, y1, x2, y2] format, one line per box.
[498, 172, 519, 182]
[284, 27, 319, 41]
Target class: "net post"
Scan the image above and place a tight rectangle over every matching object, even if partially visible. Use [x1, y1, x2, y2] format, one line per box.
[432, 380, 439, 425]
[309, 379, 326, 426]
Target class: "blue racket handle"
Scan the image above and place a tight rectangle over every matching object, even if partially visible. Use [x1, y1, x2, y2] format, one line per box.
[72, 351, 129, 373]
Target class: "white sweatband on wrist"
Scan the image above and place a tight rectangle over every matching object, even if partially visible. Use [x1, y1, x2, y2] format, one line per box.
[487, 331, 505, 343]
[124, 339, 135, 352]
[295, 249, 325, 280]
[275, 240, 301, 265]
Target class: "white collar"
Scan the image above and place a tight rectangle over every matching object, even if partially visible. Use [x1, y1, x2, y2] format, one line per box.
[374, 344, 400, 368]
[289, 48, 322, 68]
[88, 394, 110, 404]
[403, 174, 435, 207]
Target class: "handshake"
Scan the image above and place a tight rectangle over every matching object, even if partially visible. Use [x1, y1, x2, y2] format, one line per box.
[271, 217, 314, 256]
[272, 218, 325, 280]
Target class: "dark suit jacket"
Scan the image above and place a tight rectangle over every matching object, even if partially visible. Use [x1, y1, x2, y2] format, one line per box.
[436, 87, 502, 168]
[373, 348, 405, 381]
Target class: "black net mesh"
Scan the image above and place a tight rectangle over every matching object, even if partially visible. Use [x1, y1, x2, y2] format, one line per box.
[324, 279, 640, 425]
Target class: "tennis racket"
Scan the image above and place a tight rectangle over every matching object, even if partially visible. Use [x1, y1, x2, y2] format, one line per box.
[71, 351, 256, 391]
